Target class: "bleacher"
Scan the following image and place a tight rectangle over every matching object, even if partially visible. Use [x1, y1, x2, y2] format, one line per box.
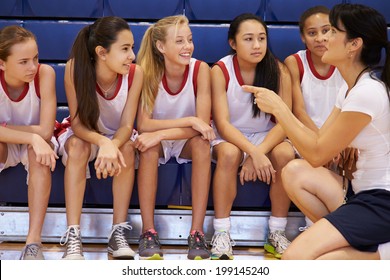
[1, 0, 387, 247]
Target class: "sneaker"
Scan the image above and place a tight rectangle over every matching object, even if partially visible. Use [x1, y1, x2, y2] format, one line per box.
[264, 230, 291, 259]
[19, 243, 45, 260]
[187, 230, 210, 260]
[210, 231, 235, 260]
[138, 229, 164, 260]
[298, 225, 309, 232]
[108, 222, 136, 259]
[60, 225, 85, 260]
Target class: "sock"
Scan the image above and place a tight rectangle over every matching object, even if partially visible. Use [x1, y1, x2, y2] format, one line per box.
[268, 216, 287, 232]
[213, 217, 231, 233]
[305, 216, 314, 227]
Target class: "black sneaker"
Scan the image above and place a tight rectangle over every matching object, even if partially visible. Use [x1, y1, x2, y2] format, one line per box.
[187, 230, 210, 260]
[108, 222, 136, 259]
[138, 229, 164, 260]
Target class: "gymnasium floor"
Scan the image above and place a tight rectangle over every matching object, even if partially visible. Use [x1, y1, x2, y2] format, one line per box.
[0, 242, 277, 260]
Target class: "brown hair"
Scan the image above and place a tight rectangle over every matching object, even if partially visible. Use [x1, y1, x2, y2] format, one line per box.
[0, 25, 36, 61]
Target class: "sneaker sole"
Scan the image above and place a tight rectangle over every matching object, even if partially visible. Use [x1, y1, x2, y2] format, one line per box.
[188, 255, 211, 260]
[211, 254, 233, 260]
[61, 255, 85, 260]
[139, 253, 164, 260]
[108, 248, 136, 259]
[263, 243, 282, 259]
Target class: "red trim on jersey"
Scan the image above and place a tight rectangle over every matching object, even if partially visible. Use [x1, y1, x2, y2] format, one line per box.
[54, 116, 71, 139]
[306, 49, 336, 80]
[213, 61, 229, 91]
[192, 60, 202, 96]
[162, 64, 189, 96]
[233, 55, 245, 86]
[293, 53, 304, 83]
[96, 74, 122, 100]
[0, 69, 30, 102]
[34, 64, 41, 98]
[127, 64, 136, 90]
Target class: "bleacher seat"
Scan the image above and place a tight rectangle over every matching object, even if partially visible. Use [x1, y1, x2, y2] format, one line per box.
[268, 25, 304, 61]
[185, 0, 266, 21]
[23, 0, 103, 18]
[50, 64, 67, 104]
[128, 23, 152, 59]
[0, 0, 23, 17]
[104, 0, 184, 20]
[24, 21, 89, 61]
[190, 24, 230, 64]
[0, 20, 23, 29]
[348, 0, 390, 24]
[264, 0, 342, 22]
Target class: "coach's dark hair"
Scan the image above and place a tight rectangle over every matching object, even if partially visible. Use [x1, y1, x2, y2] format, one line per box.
[330, 4, 390, 93]
[69, 16, 130, 131]
[228, 13, 280, 118]
[299, 6, 330, 34]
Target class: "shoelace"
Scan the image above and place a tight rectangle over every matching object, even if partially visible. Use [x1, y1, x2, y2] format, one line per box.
[60, 226, 82, 255]
[20, 244, 40, 259]
[190, 231, 208, 249]
[109, 222, 132, 249]
[141, 230, 160, 248]
[270, 231, 290, 250]
[298, 226, 309, 232]
[211, 232, 235, 252]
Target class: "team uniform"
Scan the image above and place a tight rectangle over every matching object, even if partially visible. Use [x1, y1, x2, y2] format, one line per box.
[57, 64, 137, 172]
[211, 54, 275, 163]
[293, 49, 345, 128]
[152, 58, 201, 164]
[0, 65, 58, 175]
[325, 72, 390, 254]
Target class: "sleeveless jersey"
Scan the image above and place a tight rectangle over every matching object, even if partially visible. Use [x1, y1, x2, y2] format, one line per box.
[0, 65, 41, 125]
[96, 64, 136, 135]
[213, 54, 274, 134]
[152, 58, 201, 120]
[293, 49, 345, 128]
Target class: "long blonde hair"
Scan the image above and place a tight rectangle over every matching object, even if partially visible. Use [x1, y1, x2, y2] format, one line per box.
[137, 15, 189, 114]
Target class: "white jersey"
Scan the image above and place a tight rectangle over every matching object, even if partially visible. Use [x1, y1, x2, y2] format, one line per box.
[335, 73, 390, 193]
[294, 49, 345, 128]
[213, 54, 274, 134]
[152, 58, 201, 120]
[0, 66, 41, 125]
[96, 64, 136, 135]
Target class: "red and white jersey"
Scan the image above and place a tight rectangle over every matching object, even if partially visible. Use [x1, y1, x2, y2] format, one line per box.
[96, 64, 136, 136]
[152, 58, 201, 120]
[213, 54, 274, 134]
[293, 49, 345, 128]
[0, 65, 41, 125]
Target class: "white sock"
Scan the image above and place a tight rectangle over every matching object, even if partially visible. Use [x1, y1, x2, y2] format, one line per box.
[268, 216, 287, 232]
[305, 216, 314, 227]
[213, 217, 231, 233]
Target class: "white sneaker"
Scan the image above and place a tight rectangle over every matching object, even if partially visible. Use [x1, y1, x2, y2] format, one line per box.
[60, 225, 85, 260]
[264, 230, 291, 259]
[210, 231, 235, 260]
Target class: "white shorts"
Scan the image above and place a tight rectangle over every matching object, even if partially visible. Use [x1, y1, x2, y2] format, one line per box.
[0, 136, 59, 184]
[58, 127, 138, 177]
[159, 139, 190, 165]
[211, 130, 268, 166]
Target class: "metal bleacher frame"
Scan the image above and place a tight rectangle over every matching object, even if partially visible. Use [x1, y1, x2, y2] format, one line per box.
[8, 0, 384, 247]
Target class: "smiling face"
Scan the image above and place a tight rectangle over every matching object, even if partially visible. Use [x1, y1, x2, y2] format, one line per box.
[230, 19, 267, 65]
[301, 13, 331, 58]
[157, 23, 194, 67]
[0, 38, 39, 85]
[103, 29, 135, 75]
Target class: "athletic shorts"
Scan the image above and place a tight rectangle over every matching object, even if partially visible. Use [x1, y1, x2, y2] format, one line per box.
[211, 130, 268, 165]
[325, 188, 390, 252]
[0, 137, 59, 184]
[159, 139, 190, 165]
